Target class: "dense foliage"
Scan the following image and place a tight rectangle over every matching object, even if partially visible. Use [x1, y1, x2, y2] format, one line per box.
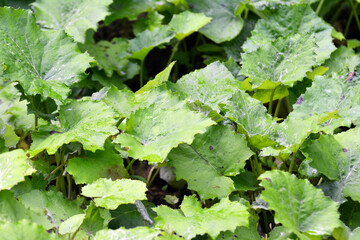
[1, 0, 360, 239]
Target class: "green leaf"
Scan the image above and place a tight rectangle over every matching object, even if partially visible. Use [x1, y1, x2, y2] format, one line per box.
[136, 62, 175, 94]
[129, 26, 175, 60]
[0, 7, 92, 103]
[59, 213, 85, 235]
[79, 34, 130, 77]
[154, 195, 249, 239]
[324, 46, 360, 74]
[223, 20, 256, 63]
[175, 61, 243, 112]
[223, 90, 275, 148]
[18, 189, 84, 229]
[289, 68, 360, 133]
[114, 103, 215, 163]
[301, 127, 360, 203]
[169, 11, 212, 41]
[240, 34, 316, 89]
[95, 226, 160, 240]
[30, 100, 118, 156]
[0, 220, 56, 240]
[243, 4, 335, 64]
[67, 140, 128, 184]
[81, 178, 147, 209]
[168, 125, 253, 199]
[81, 201, 111, 236]
[187, 0, 244, 43]
[253, 85, 289, 103]
[32, 0, 113, 43]
[0, 190, 32, 224]
[0, 149, 36, 190]
[216, 214, 261, 240]
[109, 202, 156, 229]
[259, 170, 341, 236]
[105, 0, 156, 23]
[249, 0, 319, 10]
[133, 10, 164, 36]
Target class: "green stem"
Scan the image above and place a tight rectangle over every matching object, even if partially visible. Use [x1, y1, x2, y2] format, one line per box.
[344, 10, 354, 37]
[45, 163, 65, 181]
[126, 158, 136, 175]
[262, 210, 270, 234]
[244, 8, 249, 19]
[349, 0, 360, 34]
[167, 40, 181, 66]
[70, 226, 81, 240]
[316, 0, 325, 15]
[284, 96, 291, 115]
[139, 161, 143, 177]
[67, 174, 72, 200]
[140, 59, 145, 88]
[348, 202, 357, 225]
[288, 150, 298, 173]
[274, 98, 282, 118]
[268, 87, 278, 115]
[34, 115, 38, 131]
[148, 166, 161, 186]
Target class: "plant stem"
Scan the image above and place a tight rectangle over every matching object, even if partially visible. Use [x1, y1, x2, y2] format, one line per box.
[148, 166, 161, 186]
[45, 163, 65, 181]
[345, 10, 354, 37]
[67, 174, 72, 200]
[262, 210, 270, 233]
[140, 59, 145, 88]
[34, 115, 38, 131]
[126, 158, 136, 175]
[274, 98, 282, 118]
[167, 40, 181, 66]
[244, 8, 249, 19]
[268, 87, 278, 115]
[316, 0, 325, 15]
[349, 0, 360, 33]
[288, 150, 298, 173]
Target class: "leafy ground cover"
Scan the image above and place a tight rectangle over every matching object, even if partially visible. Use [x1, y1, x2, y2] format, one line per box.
[1, 0, 360, 239]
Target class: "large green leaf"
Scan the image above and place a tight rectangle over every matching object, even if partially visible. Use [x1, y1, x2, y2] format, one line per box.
[223, 90, 275, 148]
[109, 202, 156, 229]
[0, 149, 36, 190]
[0, 220, 56, 240]
[79, 34, 130, 77]
[30, 100, 118, 156]
[301, 127, 360, 203]
[169, 11, 212, 41]
[59, 213, 85, 235]
[18, 189, 84, 229]
[259, 170, 341, 237]
[0, 190, 34, 224]
[32, 0, 113, 43]
[168, 125, 253, 199]
[129, 25, 175, 61]
[114, 103, 215, 163]
[324, 46, 360, 75]
[95, 226, 160, 240]
[81, 178, 147, 209]
[133, 10, 164, 36]
[240, 33, 316, 89]
[136, 62, 175, 94]
[249, 0, 319, 10]
[154, 195, 249, 239]
[243, 4, 335, 64]
[187, 0, 243, 43]
[81, 201, 111, 236]
[105, 0, 156, 23]
[289, 68, 360, 133]
[175, 61, 243, 112]
[67, 140, 128, 184]
[0, 7, 92, 103]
